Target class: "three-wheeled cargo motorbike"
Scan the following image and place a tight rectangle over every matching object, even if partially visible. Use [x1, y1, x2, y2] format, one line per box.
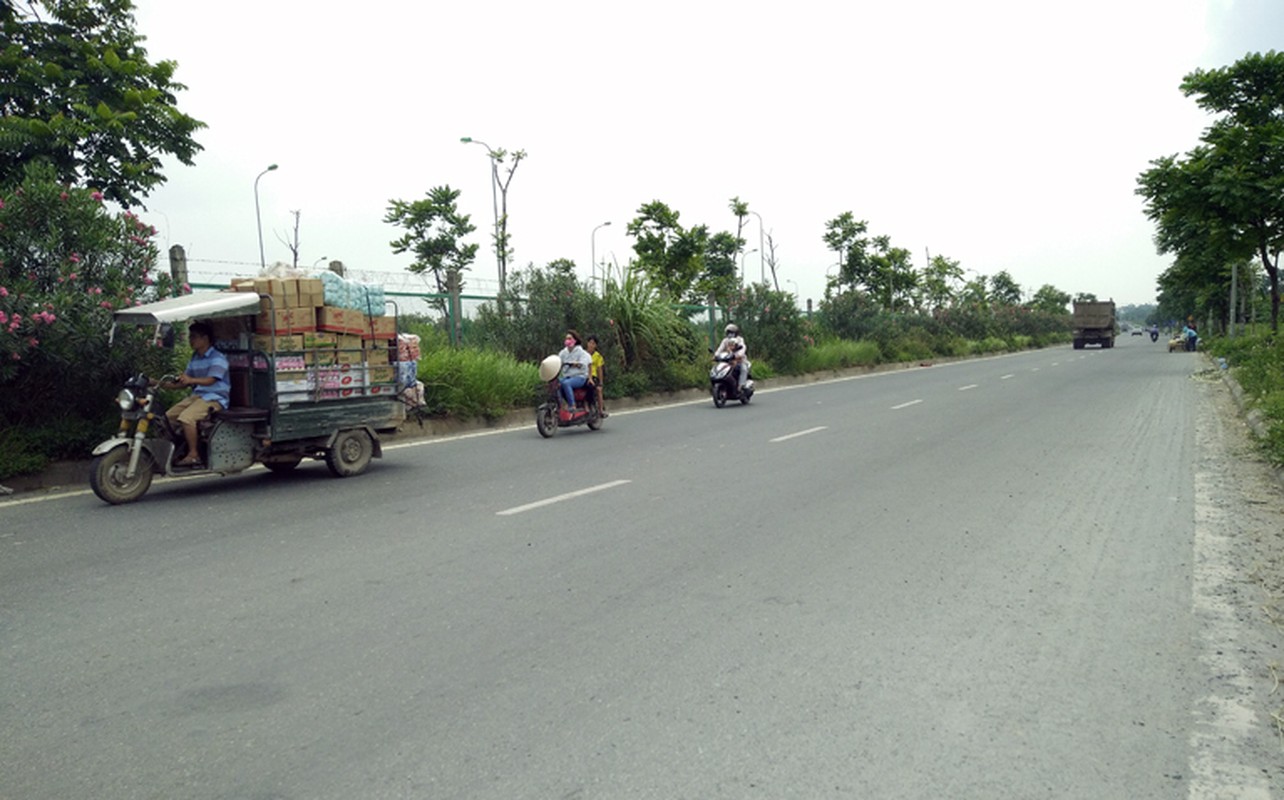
[89, 292, 405, 504]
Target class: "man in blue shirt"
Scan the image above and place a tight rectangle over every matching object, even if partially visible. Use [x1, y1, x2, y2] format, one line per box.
[163, 321, 230, 467]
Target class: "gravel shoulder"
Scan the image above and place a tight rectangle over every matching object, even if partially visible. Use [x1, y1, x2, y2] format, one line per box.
[1190, 362, 1284, 793]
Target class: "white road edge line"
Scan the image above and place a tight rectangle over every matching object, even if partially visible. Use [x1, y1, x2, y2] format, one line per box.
[891, 399, 923, 410]
[1000, 374, 1015, 380]
[496, 479, 632, 516]
[770, 426, 828, 443]
[958, 384, 978, 391]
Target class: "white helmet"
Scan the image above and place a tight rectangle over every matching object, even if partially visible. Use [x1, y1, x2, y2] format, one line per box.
[538, 354, 562, 382]
[725, 323, 740, 336]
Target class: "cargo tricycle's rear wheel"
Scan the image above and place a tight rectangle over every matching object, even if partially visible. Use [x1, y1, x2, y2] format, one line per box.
[326, 430, 373, 477]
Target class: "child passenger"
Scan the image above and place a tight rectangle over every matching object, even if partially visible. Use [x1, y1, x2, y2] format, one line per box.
[586, 334, 608, 417]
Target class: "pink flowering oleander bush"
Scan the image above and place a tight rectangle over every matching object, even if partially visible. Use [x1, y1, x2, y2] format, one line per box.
[0, 163, 181, 478]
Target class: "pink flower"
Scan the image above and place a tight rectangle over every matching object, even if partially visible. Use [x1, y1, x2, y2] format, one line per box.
[91, 191, 104, 202]
[181, 283, 191, 294]
[0, 311, 7, 325]
[69, 254, 80, 264]
[27, 337, 38, 348]
[68, 272, 77, 281]
[143, 276, 153, 286]
[59, 192, 69, 201]
[9, 352, 18, 361]
[0, 286, 7, 297]
[100, 301, 113, 309]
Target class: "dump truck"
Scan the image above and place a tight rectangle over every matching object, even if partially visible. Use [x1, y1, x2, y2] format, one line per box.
[1072, 300, 1116, 349]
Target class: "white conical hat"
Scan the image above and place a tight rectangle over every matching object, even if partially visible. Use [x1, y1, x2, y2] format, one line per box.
[539, 354, 562, 382]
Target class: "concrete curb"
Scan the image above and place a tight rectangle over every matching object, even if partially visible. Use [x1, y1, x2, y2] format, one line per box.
[1214, 355, 1284, 488]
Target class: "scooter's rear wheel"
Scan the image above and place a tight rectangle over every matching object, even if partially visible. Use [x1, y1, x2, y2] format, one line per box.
[90, 447, 155, 504]
[536, 404, 557, 438]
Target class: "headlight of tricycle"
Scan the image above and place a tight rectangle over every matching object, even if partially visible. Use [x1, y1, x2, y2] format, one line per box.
[116, 388, 136, 411]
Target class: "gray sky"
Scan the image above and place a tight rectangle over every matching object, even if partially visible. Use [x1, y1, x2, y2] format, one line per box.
[129, 0, 1282, 308]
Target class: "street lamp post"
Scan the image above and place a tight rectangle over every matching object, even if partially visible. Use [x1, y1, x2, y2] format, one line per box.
[749, 210, 766, 284]
[254, 164, 278, 270]
[591, 221, 611, 288]
[739, 248, 758, 286]
[312, 256, 328, 269]
[460, 136, 501, 287]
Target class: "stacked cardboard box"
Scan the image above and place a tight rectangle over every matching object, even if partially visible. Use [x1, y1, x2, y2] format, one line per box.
[232, 276, 323, 334]
[228, 274, 400, 405]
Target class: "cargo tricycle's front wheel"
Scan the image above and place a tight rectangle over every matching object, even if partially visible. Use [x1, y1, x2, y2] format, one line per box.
[90, 447, 155, 504]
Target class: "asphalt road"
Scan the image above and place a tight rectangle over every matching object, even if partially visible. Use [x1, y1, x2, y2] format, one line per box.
[0, 337, 1253, 798]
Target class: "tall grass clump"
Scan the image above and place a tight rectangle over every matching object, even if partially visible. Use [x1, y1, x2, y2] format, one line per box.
[417, 347, 539, 420]
[794, 338, 881, 372]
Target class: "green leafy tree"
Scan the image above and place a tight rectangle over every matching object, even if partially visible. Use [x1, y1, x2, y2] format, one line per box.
[921, 254, 963, 310]
[865, 236, 918, 311]
[1137, 51, 1284, 331]
[627, 201, 703, 300]
[0, 0, 206, 207]
[825, 217, 916, 312]
[385, 185, 478, 294]
[729, 196, 749, 267]
[989, 270, 1023, 306]
[1074, 292, 1099, 302]
[1028, 284, 1072, 314]
[693, 230, 740, 308]
[822, 212, 868, 293]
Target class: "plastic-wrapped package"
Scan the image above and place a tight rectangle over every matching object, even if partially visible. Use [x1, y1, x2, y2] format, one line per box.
[319, 272, 387, 316]
[401, 381, 426, 408]
[397, 333, 421, 362]
[396, 360, 419, 388]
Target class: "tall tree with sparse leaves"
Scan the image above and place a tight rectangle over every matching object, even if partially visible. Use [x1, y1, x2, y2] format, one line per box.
[385, 186, 478, 294]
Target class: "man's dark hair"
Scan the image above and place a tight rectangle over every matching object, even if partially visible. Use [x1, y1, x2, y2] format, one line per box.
[188, 322, 213, 340]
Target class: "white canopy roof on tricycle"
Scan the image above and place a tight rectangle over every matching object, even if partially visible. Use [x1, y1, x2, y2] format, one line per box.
[111, 291, 260, 326]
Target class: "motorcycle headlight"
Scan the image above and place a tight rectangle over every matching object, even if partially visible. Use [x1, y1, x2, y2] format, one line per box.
[117, 388, 136, 411]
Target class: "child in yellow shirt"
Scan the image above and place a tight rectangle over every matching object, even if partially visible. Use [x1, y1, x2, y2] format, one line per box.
[586, 334, 607, 417]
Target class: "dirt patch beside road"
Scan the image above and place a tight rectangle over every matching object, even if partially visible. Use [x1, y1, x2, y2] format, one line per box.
[1190, 366, 1284, 792]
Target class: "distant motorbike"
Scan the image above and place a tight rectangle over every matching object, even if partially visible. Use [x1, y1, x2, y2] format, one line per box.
[1149, 328, 1159, 342]
[535, 355, 603, 438]
[710, 348, 754, 408]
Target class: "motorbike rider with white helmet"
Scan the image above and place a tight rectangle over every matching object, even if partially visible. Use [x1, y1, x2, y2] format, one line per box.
[714, 323, 751, 393]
